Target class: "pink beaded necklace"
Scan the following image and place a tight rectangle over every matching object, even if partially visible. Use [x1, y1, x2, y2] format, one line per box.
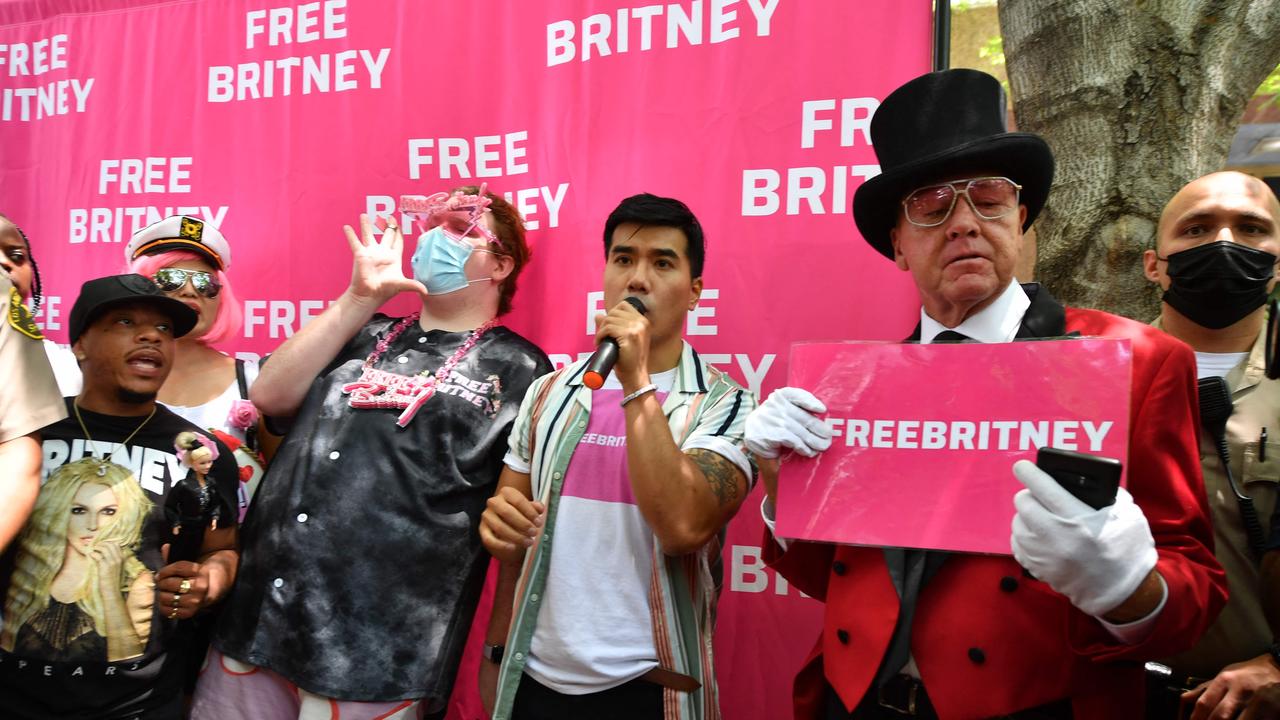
[340, 313, 500, 427]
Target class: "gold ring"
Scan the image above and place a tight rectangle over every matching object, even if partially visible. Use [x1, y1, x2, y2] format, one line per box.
[178, 578, 192, 594]
[169, 607, 179, 620]
[173, 593, 181, 608]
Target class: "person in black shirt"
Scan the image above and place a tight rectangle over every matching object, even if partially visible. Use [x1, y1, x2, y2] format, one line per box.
[0, 273, 240, 720]
[196, 187, 551, 719]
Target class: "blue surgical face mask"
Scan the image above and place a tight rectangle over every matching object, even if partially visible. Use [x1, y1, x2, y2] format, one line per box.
[410, 227, 494, 295]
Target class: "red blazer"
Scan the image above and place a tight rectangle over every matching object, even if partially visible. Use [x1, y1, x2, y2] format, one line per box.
[766, 299, 1227, 720]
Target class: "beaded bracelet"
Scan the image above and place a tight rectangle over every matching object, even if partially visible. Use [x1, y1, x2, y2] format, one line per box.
[621, 383, 658, 406]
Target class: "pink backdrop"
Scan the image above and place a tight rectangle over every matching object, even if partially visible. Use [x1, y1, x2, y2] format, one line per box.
[1, 1, 932, 717]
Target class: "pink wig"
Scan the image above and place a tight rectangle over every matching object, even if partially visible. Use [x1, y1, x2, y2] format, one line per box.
[128, 250, 242, 345]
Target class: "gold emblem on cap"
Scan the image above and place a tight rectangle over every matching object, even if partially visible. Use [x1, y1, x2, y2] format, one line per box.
[8, 286, 43, 340]
[179, 217, 204, 241]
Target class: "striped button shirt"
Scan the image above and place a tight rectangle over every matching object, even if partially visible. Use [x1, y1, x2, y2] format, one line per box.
[492, 342, 757, 720]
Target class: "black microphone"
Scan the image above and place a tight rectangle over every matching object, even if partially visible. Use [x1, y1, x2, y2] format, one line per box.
[583, 296, 647, 390]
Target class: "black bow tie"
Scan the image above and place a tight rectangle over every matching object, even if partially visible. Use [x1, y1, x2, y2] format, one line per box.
[931, 330, 975, 344]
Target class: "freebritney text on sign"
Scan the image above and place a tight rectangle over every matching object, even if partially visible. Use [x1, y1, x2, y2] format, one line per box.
[824, 418, 1114, 452]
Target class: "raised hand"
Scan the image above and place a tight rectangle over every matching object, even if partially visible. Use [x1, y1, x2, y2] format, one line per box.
[593, 299, 651, 389]
[342, 214, 430, 307]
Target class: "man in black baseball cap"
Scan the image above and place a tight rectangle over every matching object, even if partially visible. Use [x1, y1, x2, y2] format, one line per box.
[743, 69, 1226, 718]
[67, 273, 197, 409]
[68, 272, 197, 344]
[0, 274, 240, 719]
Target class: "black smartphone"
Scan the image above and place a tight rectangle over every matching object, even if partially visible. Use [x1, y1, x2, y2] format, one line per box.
[1035, 447, 1122, 510]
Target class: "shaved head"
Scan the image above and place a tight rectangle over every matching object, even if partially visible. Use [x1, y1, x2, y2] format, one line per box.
[1156, 171, 1280, 253]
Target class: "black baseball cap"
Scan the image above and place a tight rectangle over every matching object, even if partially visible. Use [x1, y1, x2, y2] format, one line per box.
[68, 273, 198, 343]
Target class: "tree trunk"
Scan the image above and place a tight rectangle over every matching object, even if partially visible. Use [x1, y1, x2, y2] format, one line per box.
[999, 0, 1280, 320]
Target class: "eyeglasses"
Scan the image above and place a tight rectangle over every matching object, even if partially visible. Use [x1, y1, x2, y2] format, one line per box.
[902, 176, 1023, 228]
[152, 268, 221, 298]
[401, 183, 501, 247]
[432, 208, 500, 246]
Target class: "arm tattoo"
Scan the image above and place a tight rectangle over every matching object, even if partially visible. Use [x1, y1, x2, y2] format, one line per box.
[688, 449, 744, 507]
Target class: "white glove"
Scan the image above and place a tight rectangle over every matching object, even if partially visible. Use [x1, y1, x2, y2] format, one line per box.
[1009, 459, 1157, 618]
[744, 387, 833, 459]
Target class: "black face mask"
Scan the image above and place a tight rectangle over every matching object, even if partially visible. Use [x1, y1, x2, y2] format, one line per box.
[1162, 241, 1277, 329]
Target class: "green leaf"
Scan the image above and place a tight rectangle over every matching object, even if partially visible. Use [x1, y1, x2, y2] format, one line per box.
[979, 36, 1005, 67]
[1257, 62, 1280, 106]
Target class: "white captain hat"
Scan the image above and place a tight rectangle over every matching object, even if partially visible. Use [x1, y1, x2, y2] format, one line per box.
[125, 215, 231, 270]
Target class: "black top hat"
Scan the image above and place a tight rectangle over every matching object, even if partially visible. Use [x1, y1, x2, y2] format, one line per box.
[852, 69, 1054, 259]
[69, 273, 198, 343]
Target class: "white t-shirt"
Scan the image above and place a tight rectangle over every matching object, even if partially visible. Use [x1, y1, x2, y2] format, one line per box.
[1194, 351, 1248, 380]
[518, 368, 677, 694]
[43, 340, 82, 397]
[162, 357, 259, 442]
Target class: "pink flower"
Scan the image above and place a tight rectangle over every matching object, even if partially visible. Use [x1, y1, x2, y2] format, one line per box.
[228, 399, 259, 430]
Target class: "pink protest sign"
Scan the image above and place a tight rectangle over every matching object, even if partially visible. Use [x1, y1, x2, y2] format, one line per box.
[776, 339, 1133, 555]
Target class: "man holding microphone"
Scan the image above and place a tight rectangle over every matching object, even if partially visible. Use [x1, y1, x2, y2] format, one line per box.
[478, 193, 756, 720]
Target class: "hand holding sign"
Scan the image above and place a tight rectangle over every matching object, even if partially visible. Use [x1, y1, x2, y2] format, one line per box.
[1010, 459, 1157, 617]
[748, 387, 833, 507]
[744, 387, 833, 459]
[776, 339, 1132, 554]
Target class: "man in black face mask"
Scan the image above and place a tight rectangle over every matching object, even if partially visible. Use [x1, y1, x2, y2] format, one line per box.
[1144, 170, 1280, 719]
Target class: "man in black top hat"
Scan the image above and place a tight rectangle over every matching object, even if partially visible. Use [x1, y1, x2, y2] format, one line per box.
[743, 69, 1226, 719]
